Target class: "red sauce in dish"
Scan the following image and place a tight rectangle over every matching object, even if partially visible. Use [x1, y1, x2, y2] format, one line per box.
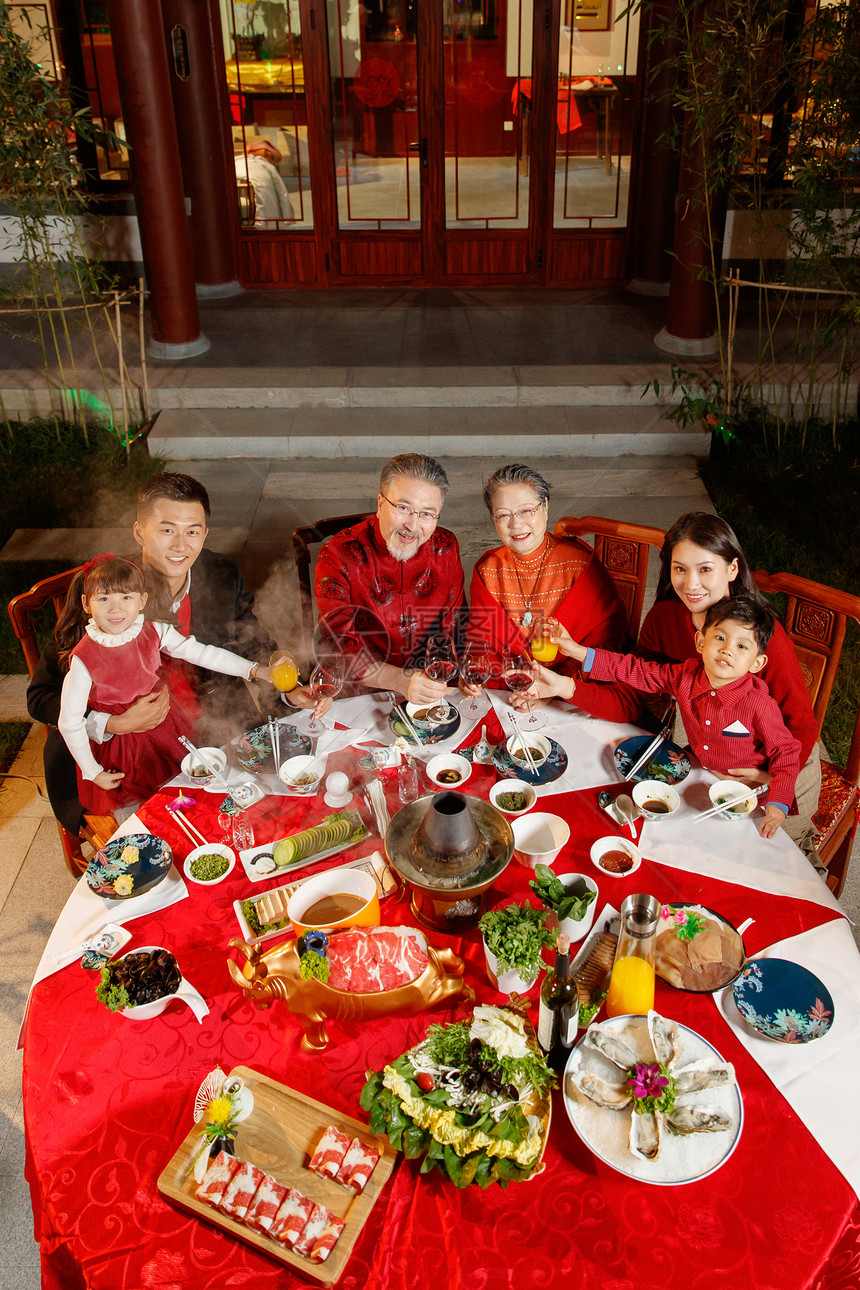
[600, 849, 634, 873]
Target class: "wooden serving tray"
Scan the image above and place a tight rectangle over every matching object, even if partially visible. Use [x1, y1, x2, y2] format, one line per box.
[157, 1066, 397, 1285]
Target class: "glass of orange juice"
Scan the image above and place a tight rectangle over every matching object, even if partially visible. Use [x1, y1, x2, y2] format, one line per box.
[531, 619, 559, 664]
[604, 893, 660, 1018]
[270, 650, 299, 694]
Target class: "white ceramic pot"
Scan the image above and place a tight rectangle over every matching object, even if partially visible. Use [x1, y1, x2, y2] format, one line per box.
[554, 873, 599, 943]
[482, 937, 540, 996]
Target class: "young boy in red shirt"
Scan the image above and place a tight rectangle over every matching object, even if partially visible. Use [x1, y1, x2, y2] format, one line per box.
[544, 594, 800, 839]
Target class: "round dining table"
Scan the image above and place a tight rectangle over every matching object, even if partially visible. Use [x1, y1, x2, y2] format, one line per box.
[22, 696, 860, 1290]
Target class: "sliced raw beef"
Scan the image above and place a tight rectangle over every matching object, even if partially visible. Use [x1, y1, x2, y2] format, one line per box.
[245, 1175, 289, 1234]
[309, 1125, 351, 1179]
[270, 1188, 315, 1247]
[309, 1209, 346, 1263]
[195, 1150, 239, 1207]
[292, 1203, 334, 1259]
[327, 927, 428, 992]
[219, 1160, 266, 1222]
[337, 1137, 380, 1193]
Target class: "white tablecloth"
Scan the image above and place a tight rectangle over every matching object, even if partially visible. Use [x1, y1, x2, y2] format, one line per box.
[714, 919, 860, 1200]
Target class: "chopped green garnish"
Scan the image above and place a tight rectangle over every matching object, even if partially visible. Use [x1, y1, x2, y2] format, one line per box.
[300, 951, 330, 982]
[95, 964, 130, 1013]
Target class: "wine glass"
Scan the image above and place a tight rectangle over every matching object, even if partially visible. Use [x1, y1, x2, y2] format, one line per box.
[461, 641, 492, 713]
[307, 655, 345, 733]
[424, 632, 458, 722]
[502, 648, 547, 731]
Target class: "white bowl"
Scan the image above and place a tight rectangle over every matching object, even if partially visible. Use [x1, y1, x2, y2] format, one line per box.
[489, 779, 537, 816]
[590, 835, 642, 878]
[183, 843, 236, 886]
[426, 754, 472, 788]
[278, 754, 323, 795]
[512, 812, 570, 868]
[505, 733, 552, 771]
[115, 945, 184, 1019]
[709, 780, 757, 821]
[632, 780, 681, 821]
[180, 747, 227, 788]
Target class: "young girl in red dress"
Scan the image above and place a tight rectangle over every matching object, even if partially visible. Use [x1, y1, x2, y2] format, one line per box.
[55, 554, 273, 814]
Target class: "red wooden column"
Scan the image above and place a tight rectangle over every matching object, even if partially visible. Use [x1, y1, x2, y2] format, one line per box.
[161, 0, 242, 297]
[106, 0, 209, 358]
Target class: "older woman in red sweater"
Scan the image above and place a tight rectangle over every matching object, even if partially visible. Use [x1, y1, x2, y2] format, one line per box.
[464, 463, 643, 723]
[637, 512, 821, 859]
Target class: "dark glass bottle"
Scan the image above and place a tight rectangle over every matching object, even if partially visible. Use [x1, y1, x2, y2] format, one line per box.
[537, 934, 577, 1070]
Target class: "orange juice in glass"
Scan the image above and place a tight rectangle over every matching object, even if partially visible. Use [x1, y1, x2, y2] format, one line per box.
[605, 956, 656, 1017]
[531, 622, 559, 664]
[270, 650, 299, 693]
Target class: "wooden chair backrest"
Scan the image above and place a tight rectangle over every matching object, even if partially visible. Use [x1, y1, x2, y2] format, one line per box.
[553, 514, 666, 644]
[752, 569, 860, 784]
[8, 566, 80, 678]
[292, 514, 374, 642]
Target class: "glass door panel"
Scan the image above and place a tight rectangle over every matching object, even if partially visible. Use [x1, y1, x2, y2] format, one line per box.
[327, 0, 422, 230]
[444, 0, 531, 229]
[553, 0, 637, 228]
[220, 0, 314, 230]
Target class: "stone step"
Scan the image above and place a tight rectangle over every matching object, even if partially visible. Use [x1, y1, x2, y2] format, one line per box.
[147, 405, 709, 460]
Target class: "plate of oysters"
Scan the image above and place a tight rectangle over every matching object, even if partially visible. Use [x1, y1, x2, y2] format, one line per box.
[563, 1011, 743, 1185]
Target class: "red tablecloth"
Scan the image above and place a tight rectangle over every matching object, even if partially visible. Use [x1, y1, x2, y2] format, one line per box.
[23, 741, 860, 1290]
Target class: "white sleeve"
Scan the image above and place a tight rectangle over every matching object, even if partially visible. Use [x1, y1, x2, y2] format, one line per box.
[155, 623, 256, 679]
[58, 657, 105, 782]
[86, 709, 113, 744]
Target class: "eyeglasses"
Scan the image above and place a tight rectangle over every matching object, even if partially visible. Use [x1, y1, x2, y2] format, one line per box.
[491, 502, 546, 526]
[380, 492, 440, 524]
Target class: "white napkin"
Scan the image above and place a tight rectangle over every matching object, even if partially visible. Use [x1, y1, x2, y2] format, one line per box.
[714, 919, 860, 1200]
[638, 767, 842, 912]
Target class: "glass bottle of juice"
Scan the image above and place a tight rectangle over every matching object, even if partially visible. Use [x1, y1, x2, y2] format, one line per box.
[605, 894, 660, 1018]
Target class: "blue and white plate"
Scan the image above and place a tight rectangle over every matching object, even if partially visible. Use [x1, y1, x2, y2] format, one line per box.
[732, 958, 834, 1043]
[614, 734, 691, 785]
[236, 722, 310, 772]
[86, 833, 173, 900]
[493, 737, 568, 785]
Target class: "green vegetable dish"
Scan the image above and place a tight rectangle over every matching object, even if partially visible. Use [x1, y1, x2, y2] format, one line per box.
[529, 864, 596, 924]
[240, 898, 287, 938]
[478, 903, 555, 980]
[189, 852, 229, 882]
[360, 1005, 553, 1189]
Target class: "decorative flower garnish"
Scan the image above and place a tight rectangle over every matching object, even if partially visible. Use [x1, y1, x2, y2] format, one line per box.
[663, 905, 707, 941]
[113, 873, 134, 896]
[203, 1093, 240, 1142]
[625, 1062, 677, 1115]
[626, 1062, 669, 1100]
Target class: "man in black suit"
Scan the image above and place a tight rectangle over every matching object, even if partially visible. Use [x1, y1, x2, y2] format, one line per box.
[28, 472, 306, 834]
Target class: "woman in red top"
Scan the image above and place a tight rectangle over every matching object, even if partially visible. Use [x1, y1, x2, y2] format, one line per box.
[637, 512, 821, 858]
[464, 463, 643, 723]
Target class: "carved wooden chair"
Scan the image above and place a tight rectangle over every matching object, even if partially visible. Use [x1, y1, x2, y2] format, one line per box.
[292, 513, 374, 648]
[8, 567, 117, 877]
[553, 514, 666, 645]
[753, 570, 860, 897]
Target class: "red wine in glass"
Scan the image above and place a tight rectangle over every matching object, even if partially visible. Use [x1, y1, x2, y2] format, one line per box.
[502, 652, 547, 730]
[424, 633, 458, 721]
[461, 643, 492, 713]
[307, 658, 344, 731]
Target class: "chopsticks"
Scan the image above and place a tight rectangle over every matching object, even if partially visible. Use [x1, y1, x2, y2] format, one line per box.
[624, 729, 667, 782]
[393, 704, 423, 745]
[364, 780, 391, 836]
[268, 717, 280, 775]
[166, 806, 209, 849]
[508, 712, 538, 775]
[690, 784, 766, 824]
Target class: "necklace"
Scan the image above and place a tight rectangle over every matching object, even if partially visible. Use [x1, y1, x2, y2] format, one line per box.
[510, 536, 551, 628]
